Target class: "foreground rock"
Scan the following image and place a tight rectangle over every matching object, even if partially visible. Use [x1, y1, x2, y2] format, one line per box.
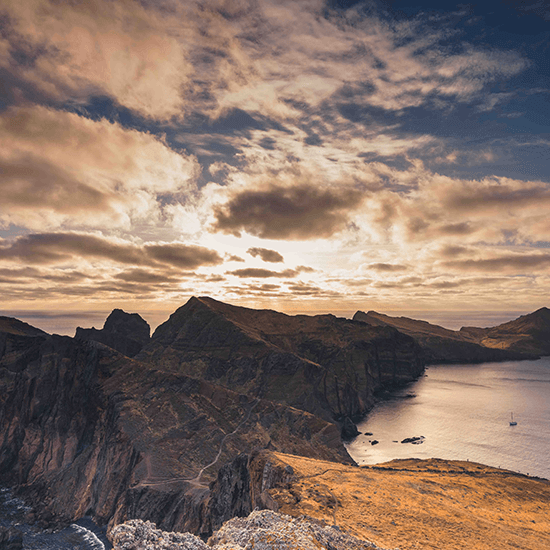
[0, 526, 23, 550]
[111, 510, 387, 550]
[353, 309, 548, 364]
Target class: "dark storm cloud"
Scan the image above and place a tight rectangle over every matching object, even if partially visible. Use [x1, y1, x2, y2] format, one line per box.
[0, 233, 223, 269]
[212, 184, 364, 240]
[144, 243, 222, 269]
[246, 247, 284, 263]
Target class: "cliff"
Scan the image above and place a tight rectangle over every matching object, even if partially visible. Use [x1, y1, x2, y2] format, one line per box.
[109, 450, 550, 550]
[138, 297, 425, 423]
[353, 309, 544, 364]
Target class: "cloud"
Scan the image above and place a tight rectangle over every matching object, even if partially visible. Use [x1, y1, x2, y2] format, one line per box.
[443, 253, 550, 273]
[113, 269, 183, 284]
[0, 232, 223, 269]
[212, 183, 364, 240]
[247, 247, 284, 263]
[367, 263, 408, 272]
[226, 268, 298, 279]
[0, 0, 192, 118]
[0, 106, 199, 230]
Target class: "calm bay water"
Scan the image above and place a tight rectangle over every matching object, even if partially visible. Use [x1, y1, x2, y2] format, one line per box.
[346, 357, 550, 480]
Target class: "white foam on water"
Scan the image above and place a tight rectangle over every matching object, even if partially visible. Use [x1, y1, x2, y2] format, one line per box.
[70, 524, 106, 550]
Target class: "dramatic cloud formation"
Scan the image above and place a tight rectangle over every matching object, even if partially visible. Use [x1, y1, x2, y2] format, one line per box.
[212, 183, 364, 239]
[1, 0, 549, 331]
[247, 247, 284, 263]
[0, 233, 223, 269]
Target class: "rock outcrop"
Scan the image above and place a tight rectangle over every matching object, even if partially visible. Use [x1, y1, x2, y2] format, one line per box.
[0, 297, 423, 539]
[0, 308, 351, 537]
[460, 306, 550, 356]
[75, 309, 150, 357]
[111, 510, 387, 550]
[138, 297, 425, 423]
[353, 310, 542, 364]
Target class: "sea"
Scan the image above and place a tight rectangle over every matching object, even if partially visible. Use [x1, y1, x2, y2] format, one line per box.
[0, 487, 111, 549]
[346, 357, 550, 480]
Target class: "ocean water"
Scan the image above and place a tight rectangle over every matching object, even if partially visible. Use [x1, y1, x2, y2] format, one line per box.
[346, 357, 550, 480]
[0, 487, 112, 550]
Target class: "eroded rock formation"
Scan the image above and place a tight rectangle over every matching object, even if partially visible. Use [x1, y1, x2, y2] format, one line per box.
[111, 510, 387, 550]
[76, 309, 151, 357]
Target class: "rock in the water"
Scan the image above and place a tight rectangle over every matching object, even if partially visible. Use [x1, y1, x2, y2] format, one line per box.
[401, 436, 425, 445]
[0, 526, 23, 550]
[341, 417, 360, 440]
[111, 511, 388, 550]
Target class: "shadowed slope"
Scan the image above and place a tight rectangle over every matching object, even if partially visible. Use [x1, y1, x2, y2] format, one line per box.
[353, 310, 542, 364]
[138, 297, 425, 423]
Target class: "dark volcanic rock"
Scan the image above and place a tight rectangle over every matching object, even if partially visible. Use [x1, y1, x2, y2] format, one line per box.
[0, 526, 23, 550]
[76, 309, 150, 357]
[138, 297, 425, 422]
[0, 313, 350, 536]
[353, 310, 540, 364]
[341, 417, 360, 440]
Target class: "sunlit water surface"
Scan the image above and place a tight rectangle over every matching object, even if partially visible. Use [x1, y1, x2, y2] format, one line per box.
[346, 357, 550, 480]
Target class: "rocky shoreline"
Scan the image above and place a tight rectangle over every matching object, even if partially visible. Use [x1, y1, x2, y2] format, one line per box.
[2, 298, 549, 549]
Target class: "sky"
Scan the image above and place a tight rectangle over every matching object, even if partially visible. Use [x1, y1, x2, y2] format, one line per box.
[0, 0, 549, 334]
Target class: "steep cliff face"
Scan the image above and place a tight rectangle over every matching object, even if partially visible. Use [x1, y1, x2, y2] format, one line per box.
[139, 297, 425, 422]
[353, 310, 540, 364]
[75, 309, 150, 357]
[0, 316, 350, 535]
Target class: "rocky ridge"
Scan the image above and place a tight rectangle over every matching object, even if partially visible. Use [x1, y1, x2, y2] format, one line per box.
[0, 297, 423, 539]
[353, 309, 548, 364]
[75, 308, 151, 357]
[138, 297, 425, 424]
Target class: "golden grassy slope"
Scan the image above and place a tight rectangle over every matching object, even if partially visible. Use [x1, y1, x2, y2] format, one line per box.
[267, 452, 550, 550]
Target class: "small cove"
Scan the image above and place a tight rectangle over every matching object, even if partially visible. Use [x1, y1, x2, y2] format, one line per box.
[346, 357, 550, 480]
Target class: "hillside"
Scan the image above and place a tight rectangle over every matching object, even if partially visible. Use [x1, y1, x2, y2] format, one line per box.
[353, 309, 547, 364]
[0, 297, 424, 538]
[138, 297, 424, 423]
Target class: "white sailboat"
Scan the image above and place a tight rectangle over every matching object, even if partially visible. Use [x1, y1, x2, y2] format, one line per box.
[509, 412, 517, 426]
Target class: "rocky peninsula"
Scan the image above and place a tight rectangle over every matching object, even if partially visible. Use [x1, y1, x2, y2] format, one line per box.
[1, 298, 549, 549]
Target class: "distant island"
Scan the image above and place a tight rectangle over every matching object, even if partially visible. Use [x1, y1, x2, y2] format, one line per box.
[1, 298, 549, 549]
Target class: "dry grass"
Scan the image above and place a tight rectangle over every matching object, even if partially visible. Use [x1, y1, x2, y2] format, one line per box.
[268, 452, 550, 550]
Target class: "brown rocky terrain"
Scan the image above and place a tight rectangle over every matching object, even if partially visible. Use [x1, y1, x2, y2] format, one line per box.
[353, 308, 548, 364]
[109, 449, 550, 550]
[138, 297, 424, 425]
[460, 306, 550, 356]
[0, 297, 423, 538]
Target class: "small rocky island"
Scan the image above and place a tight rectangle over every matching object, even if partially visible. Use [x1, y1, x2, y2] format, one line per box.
[1, 298, 549, 549]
